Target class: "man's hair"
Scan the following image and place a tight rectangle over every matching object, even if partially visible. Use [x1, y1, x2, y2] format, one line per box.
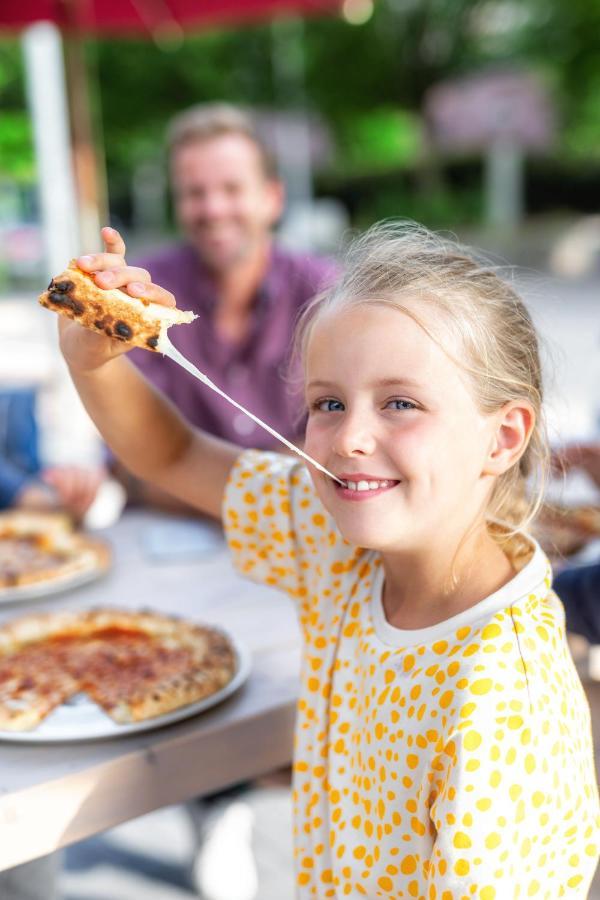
[166, 103, 278, 179]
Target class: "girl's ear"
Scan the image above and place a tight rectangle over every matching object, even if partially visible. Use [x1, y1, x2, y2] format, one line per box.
[483, 401, 536, 476]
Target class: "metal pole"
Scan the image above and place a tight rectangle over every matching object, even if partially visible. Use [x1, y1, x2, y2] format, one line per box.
[62, 27, 107, 251]
[22, 22, 80, 277]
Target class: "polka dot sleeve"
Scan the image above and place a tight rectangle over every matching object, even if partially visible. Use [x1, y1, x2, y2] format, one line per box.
[222, 449, 322, 601]
[426, 705, 598, 897]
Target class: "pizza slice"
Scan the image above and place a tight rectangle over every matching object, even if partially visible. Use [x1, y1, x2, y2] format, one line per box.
[39, 261, 196, 352]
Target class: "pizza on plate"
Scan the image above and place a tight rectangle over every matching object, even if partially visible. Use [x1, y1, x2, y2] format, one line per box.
[0, 607, 237, 732]
[0, 510, 110, 593]
[39, 261, 196, 352]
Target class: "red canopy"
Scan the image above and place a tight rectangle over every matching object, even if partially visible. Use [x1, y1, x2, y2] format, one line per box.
[0, 0, 341, 35]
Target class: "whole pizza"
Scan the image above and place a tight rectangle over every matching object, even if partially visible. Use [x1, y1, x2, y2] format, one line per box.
[0, 607, 238, 732]
[0, 510, 110, 596]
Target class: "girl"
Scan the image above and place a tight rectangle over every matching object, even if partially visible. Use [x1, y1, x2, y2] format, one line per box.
[61, 223, 599, 898]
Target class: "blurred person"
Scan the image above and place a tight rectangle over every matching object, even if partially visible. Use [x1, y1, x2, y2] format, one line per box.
[80, 104, 336, 510]
[553, 440, 600, 642]
[0, 387, 103, 520]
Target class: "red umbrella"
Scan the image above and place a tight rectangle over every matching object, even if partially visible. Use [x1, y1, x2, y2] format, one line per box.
[0, 0, 341, 34]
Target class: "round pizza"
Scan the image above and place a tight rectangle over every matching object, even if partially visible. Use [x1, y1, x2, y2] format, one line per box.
[0, 607, 238, 732]
[0, 510, 110, 597]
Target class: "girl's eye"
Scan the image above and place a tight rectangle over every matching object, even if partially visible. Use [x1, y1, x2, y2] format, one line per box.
[385, 399, 416, 410]
[313, 398, 345, 413]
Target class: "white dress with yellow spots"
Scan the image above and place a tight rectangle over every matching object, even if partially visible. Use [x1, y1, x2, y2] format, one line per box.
[224, 451, 600, 899]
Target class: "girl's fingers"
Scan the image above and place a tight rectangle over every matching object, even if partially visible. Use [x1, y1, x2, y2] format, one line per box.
[125, 281, 176, 307]
[77, 252, 127, 273]
[77, 226, 126, 273]
[93, 266, 152, 289]
[101, 226, 126, 257]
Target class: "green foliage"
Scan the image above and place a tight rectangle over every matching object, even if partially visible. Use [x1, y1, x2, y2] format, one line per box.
[0, 110, 34, 181]
[337, 109, 422, 173]
[0, 40, 35, 181]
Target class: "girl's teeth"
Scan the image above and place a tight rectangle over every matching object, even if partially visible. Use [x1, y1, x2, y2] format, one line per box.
[341, 479, 393, 492]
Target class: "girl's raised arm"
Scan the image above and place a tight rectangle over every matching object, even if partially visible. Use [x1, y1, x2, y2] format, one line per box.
[58, 227, 240, 520]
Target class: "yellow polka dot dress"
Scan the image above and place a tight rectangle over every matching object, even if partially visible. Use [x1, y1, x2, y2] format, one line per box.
[224, 451, 600, 898]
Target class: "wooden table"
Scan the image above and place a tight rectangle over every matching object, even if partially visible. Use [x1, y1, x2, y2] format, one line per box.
[0, 511, 301, 872]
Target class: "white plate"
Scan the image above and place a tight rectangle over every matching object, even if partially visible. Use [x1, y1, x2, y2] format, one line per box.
[0, 637, 251, 743]
[0, 564, 108, 606]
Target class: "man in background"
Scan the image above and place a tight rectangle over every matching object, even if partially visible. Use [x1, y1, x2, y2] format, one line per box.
[111, 104, 336, 508]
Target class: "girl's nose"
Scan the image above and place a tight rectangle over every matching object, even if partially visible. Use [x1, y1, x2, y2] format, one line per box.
[331, 414, 376, 457]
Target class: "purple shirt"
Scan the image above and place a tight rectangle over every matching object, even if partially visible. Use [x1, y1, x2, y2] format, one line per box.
[130, 243, 337, 449]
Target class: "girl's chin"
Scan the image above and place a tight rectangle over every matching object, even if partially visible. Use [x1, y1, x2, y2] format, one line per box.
[336, 523, 401, 551]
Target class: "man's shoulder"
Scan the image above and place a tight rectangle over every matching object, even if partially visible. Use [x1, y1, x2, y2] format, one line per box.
[271, 244, 339, 296]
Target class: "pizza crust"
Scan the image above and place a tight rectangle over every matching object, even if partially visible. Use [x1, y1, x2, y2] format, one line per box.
[39, 262, 196, 352]
[0, 608, 238, 731]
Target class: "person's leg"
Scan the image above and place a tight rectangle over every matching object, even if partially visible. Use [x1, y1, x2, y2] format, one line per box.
[0, 854, 60, 900]
[554, 563, 600, 644]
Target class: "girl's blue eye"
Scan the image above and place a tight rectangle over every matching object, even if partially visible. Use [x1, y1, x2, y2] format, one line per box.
[315, 398, 345, 412]
[386, 399, 416, 410]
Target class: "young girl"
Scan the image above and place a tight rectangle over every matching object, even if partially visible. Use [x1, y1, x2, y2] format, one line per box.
[62, 223, 599, 898]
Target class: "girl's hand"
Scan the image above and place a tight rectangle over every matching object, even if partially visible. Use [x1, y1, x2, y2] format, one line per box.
[58, 226, 176, 375]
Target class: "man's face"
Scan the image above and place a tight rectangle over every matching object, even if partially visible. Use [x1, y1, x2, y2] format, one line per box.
[170, 134, 284, 272]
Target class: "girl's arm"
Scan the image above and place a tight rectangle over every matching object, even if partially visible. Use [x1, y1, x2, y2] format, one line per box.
[58, 228, 240, 521]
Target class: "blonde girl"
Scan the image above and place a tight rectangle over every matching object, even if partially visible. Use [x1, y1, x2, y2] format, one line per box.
[62, 223, 599, 899]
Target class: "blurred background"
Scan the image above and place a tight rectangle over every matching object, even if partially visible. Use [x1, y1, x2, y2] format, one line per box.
[1, 0, 599, 455]
[0, 0, 599, 897]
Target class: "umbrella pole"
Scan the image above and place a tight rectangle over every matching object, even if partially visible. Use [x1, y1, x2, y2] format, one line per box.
[22, 22, 79, 276]
[62, 31, 108, 252]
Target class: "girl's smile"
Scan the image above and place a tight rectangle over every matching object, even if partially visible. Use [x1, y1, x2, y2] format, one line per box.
[333, 472, 401, 500]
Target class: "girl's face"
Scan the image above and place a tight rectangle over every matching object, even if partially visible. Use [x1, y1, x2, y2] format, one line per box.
[304, 303, 501, 552]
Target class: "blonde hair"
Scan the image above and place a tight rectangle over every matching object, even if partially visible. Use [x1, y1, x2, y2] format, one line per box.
[166, 103, 278, 179]
[294, 221, 549, 533]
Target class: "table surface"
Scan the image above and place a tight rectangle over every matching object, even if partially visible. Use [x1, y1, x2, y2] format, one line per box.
[0, 511, 301, 871]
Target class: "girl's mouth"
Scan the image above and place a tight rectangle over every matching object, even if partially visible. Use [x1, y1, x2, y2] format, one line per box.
[332, 476, 400, 501]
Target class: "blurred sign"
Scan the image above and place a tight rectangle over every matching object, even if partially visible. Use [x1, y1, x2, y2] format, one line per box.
[425, 69, 555, 152]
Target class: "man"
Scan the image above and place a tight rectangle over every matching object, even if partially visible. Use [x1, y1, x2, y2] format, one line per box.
[106, 103, 335, 509]
[127, 103, 336, 448]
